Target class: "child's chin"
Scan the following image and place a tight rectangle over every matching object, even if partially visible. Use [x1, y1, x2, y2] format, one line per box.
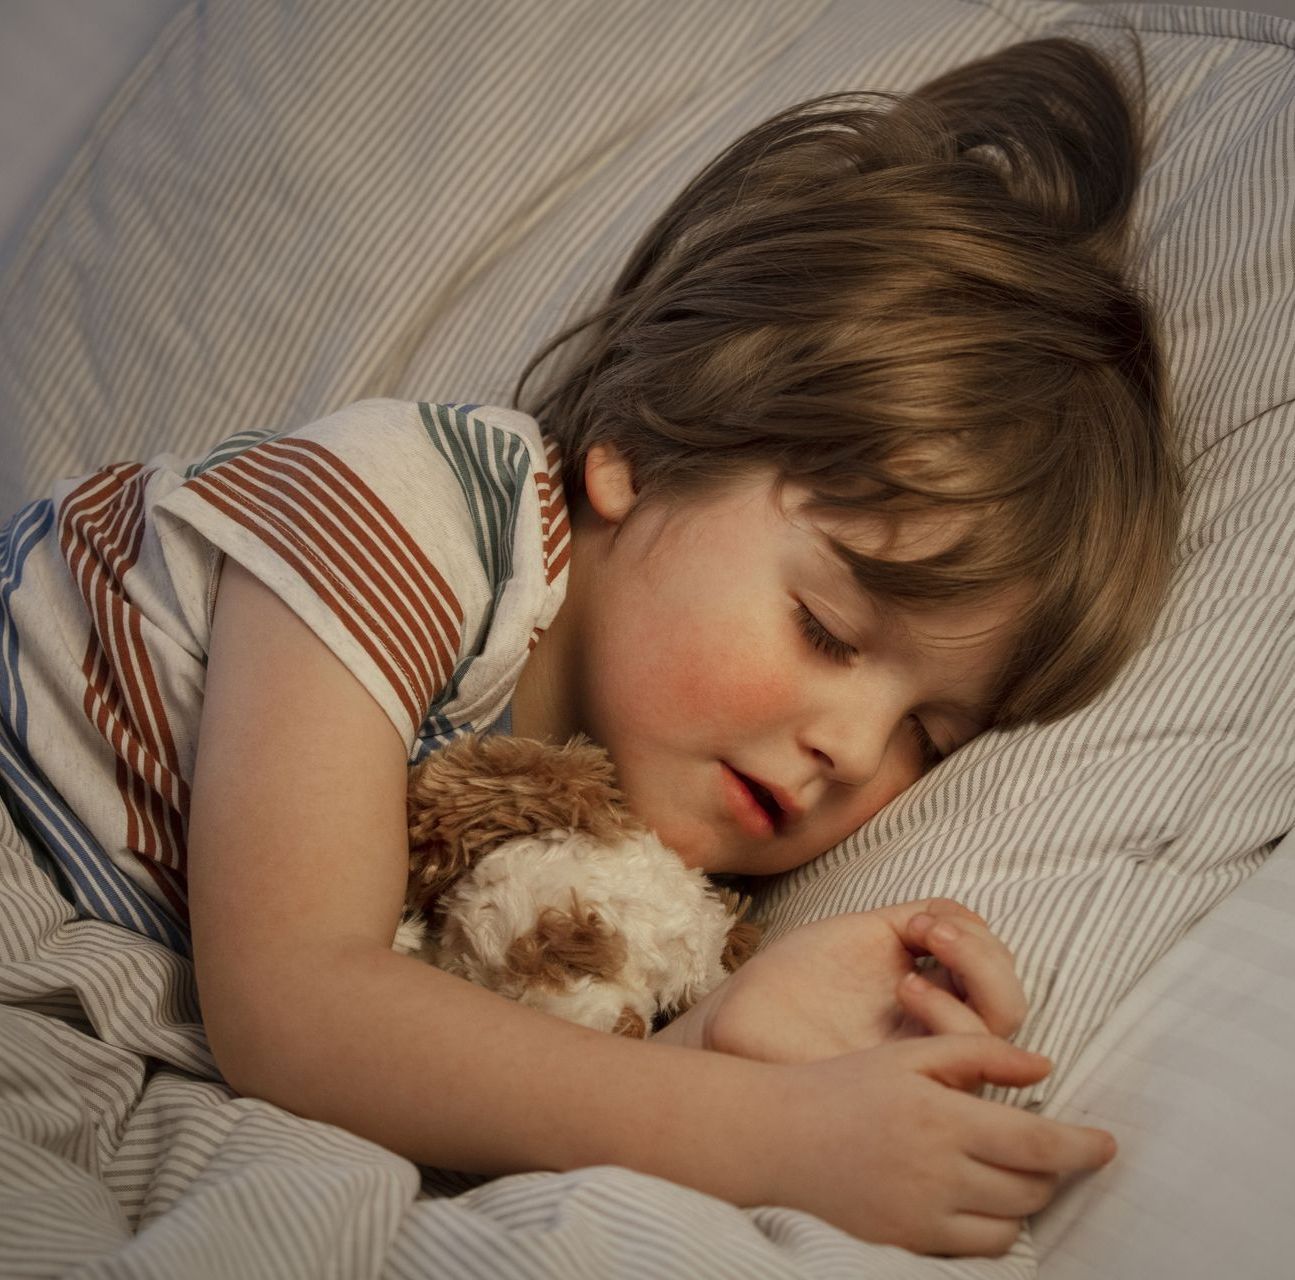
[622, 804, 717, 872]
[654, 830, 723, 874]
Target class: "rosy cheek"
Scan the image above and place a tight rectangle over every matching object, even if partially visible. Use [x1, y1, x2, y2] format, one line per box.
[668, 628, 794, 722]
[764, 670, 800, 716]
[722, 665, 794, 712]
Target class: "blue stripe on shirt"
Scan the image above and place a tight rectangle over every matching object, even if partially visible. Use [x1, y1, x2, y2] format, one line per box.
[0, 500, 191, 956]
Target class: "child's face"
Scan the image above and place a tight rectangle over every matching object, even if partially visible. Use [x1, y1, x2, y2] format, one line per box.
[541, 445, 1022, 877]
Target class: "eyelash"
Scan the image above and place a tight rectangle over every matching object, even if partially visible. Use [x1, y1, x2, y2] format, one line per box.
[909, 717, 945, 770]
[794, 603, 945, 770]
[794, 602, 857, 665]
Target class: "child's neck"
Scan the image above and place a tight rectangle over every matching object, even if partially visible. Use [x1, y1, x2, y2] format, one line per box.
[510, 521, 591, 747]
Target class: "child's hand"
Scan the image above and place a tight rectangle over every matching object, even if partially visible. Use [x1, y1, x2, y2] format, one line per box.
[658, 898, 1025, 1063]
[759, 1034, 1116, 1256]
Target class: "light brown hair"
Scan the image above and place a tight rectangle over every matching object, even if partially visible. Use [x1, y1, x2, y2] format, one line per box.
[513, 33, 1181, 727]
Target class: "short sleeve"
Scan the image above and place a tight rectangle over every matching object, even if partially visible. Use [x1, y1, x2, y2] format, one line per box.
[152, 399, 504, 750]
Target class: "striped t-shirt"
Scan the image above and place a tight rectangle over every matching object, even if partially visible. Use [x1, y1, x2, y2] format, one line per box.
[0, 400, 570, 955]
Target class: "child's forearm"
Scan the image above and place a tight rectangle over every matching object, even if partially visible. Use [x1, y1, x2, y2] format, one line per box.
[218, 941, 776, 1202]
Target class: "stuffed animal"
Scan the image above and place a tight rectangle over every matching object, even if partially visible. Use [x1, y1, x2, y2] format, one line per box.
[391, 732, 762, 1037]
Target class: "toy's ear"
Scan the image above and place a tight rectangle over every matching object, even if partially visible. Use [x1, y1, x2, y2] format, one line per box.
[583, 441, 638, 525]
[404, 732, 643, 916]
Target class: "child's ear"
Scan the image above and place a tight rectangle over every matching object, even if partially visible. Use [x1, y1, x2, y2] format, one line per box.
[583, 442, 638, 524]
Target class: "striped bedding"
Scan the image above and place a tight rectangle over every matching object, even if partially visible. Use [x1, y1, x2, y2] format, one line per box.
[1, 0, 1294, 1275]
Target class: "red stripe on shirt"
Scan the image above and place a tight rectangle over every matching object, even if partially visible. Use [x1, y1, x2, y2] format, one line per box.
[59, 464, 189, 878]
[240, 439, 462, 683]
[183, 440, 461, 731]
[537, 433, 571, 586]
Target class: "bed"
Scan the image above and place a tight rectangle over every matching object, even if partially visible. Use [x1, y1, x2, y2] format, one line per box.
[1, 1, 1292, 1276]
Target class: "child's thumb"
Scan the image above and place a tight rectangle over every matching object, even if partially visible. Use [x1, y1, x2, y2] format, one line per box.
[911, 1034, 1053, 1092]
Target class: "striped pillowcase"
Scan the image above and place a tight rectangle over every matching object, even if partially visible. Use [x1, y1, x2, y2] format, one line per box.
[1, 0, 1292, 1114]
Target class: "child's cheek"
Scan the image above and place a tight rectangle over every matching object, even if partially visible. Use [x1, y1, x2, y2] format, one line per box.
[668, 627, 797, 726]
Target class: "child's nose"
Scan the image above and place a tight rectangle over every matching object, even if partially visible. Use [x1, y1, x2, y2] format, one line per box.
[805, 704, 898, 789]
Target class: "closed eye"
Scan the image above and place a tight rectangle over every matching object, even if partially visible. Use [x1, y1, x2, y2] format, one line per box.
[907, 714, 945, 771]
[794, 603, 856, 664]
[798, 603, 946, 771]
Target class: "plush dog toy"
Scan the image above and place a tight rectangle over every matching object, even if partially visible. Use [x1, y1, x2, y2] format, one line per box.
[391, 732, 762, 1037]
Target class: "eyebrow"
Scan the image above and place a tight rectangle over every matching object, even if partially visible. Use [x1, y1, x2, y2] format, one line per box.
[819, 531, 1002, 730]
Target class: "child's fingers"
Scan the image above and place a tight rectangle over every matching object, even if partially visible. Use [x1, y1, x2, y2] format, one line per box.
[904, 913, 1026, 1039]
[939, 1213, 1027, 1261]
[873, 897, 986, 940]
[932, 1170, 1059, 1253]
[917, 897, 989, 929]
[958, 1162, 1061, 1220]
[966, 1103, 1119, 1177]
[897, 971, 991, 1037]
[904, 1032, 1052, 1093]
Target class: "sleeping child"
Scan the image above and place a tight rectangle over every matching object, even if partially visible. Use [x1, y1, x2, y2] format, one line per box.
[0, 31, 1178, 1257]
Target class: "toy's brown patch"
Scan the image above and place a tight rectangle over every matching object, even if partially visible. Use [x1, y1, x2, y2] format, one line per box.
[611, 1007, 647, 1038]
[504, 890, 628, 991]
[405, 732, 644, 917]
[721, 920, 763, 972]
[711, 886, 764, 972]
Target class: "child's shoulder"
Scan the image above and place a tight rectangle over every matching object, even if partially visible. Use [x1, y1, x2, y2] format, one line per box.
[318, 396, 562, 497]
[318, 398, 545, 445]
[299, 397, 565, 532]
[287, 398, 552, 475]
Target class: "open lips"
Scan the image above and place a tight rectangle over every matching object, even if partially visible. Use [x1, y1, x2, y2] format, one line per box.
[732, 770, 785, 828]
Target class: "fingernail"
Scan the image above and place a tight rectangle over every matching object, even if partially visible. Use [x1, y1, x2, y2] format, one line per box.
[931, 922, 958, 944]
[911, 913, 935, 932]
[902, 971, 929, 991]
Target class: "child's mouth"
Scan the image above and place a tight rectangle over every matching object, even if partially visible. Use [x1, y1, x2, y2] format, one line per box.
[730, 767, 784, 828]
[745, 777, 782, 822]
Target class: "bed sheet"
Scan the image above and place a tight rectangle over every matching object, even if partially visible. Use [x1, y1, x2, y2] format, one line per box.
[1034, 827, 1295, 1279]
[5, 767, 1290, 1280]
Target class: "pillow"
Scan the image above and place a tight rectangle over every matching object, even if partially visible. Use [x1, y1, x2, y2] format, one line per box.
[1, 0, 1293, 1259]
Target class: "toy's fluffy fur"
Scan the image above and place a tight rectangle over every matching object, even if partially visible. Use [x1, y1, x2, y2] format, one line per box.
[392, 733, 761, 1036]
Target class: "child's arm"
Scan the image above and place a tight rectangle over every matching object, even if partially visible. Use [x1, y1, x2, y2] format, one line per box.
[187, 558, 1114, 1257]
